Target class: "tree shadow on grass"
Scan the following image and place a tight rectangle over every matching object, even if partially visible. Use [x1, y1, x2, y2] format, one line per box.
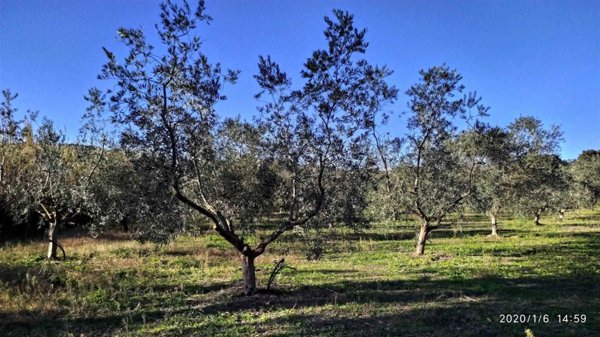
[428, 228, 523, 239]
[0, 279, 237, 336]
[148, 280, 236, 295]
[542, 229, 600, 239]
[262, 303, 597, 337]
[277, 228, 526, 245]
[0, 264, 32, 284]
[481, 231, 600, 258]
[251, 275, 599, 337]
[2, 309, 164, 337]
[2, 272, 598, 336]
[198, 273, 599, 313]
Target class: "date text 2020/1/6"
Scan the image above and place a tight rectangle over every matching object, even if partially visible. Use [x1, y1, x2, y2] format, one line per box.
[499, 314, 587, 324]
[499, 314, 550, 324]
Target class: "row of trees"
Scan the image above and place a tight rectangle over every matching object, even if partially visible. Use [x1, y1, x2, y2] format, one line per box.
[368, 111, 577, 255]
[1, 1, 598, 295]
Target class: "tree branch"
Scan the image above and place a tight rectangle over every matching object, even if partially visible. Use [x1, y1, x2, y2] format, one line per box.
[255, 153, 326, 256]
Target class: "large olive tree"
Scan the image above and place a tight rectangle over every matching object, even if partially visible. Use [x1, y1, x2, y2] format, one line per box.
[96, 0, 395, 295]
[570, 149, 600, 209]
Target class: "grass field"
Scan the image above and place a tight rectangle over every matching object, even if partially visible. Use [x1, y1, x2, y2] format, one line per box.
[1, 210, 599, 337]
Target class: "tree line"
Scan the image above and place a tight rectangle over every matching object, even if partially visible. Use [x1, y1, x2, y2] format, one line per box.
[1, 0, 598, 295]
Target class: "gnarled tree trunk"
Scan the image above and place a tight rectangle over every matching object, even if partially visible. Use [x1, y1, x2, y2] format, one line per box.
[47, 221, 58, 259]
[490, 212, 498, 236]
[415, 221, 429, 256]
[241, 254, 256, 296]
[534, 211, 542, 226]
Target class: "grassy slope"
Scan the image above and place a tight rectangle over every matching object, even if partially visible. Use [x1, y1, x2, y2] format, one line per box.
[0, 210, 598, 337]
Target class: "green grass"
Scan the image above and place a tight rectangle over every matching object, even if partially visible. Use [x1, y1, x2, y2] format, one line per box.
[1, 209, 599, 336]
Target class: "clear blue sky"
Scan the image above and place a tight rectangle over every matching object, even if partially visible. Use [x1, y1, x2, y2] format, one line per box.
[1, 0, 598, 159]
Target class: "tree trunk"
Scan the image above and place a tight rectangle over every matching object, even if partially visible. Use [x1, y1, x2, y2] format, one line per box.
[415, 221, 429, 256]
[393, 209, 401, 222]
[241, 254, 256, 296]
[490, 213, 498, 236]
[534, 212, 542, 226]
[47, 222, 58, 259]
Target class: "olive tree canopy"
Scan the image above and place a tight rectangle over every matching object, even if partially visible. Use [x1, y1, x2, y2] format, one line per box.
[96, 0, 396, 295]
[386, 65, 489, 255]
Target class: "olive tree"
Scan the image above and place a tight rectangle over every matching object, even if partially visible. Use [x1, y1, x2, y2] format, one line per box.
[507, 116, 566, 225]
[32, 119, 111, 258]
[0, 89, 107, 257]
[469, 124, 517, 236]
[96, 0, 395, 295]
[391, 65, 489, 255]
[0, 89, 29, 238]
[570, 149, 600, 208]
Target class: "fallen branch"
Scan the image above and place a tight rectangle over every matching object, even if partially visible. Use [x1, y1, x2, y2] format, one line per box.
[55, 239, 66, 260]
[266, 258, 295, 290]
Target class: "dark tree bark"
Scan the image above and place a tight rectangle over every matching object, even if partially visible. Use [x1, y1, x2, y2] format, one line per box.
[240, 254, 256, 296]
[534, 210, 542, 226]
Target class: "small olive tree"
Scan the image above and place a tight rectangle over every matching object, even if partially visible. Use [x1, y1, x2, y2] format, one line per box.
[507, 116, 566, 225]
[0, 89, 29, 238]
[31, 119, 110, 258]
[390, 65, 489, 255]
[469, 124, 517, 236]
[1, 89, 107, 257]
